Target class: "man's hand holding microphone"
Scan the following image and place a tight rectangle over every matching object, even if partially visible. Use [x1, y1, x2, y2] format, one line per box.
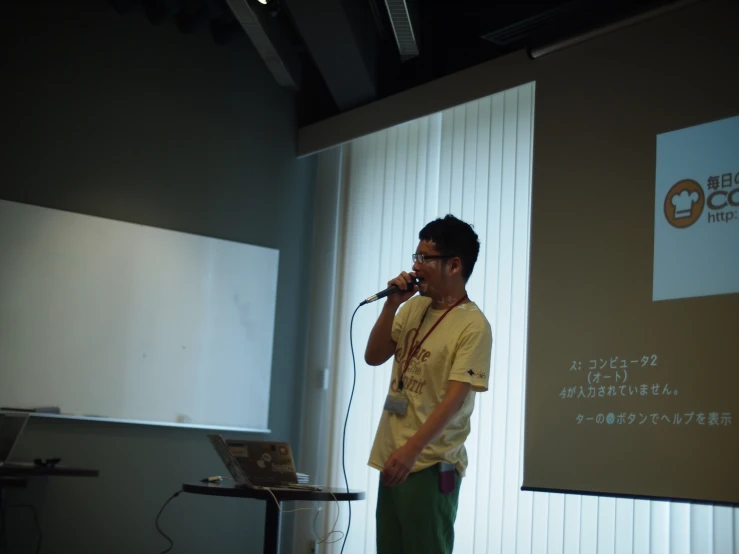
[363, 271, 419, 366]
[382, 271, 419, 308]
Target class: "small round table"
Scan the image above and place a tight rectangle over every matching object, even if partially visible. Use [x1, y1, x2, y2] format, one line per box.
[182, 482, 364, 554]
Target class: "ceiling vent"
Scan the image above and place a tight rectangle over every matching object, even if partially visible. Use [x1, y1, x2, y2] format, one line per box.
[384, 0, 418, 60]
[481, 0, 582, 46]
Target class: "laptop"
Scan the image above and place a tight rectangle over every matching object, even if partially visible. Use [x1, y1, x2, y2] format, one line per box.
[207, 434, 321, 490]
[0, 412, 29, 467]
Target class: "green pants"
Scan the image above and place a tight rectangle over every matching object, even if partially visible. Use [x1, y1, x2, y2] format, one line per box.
[376, 464, 461, 554]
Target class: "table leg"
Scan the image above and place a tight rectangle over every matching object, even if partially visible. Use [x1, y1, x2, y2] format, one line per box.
[0, 486, 6, 554]
[264, 498, 281, 554]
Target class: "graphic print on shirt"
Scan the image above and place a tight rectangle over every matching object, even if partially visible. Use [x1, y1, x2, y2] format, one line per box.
[391, 324, 429, 395]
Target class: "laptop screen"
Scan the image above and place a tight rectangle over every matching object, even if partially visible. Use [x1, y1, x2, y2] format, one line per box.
[0, 413, 29, 463]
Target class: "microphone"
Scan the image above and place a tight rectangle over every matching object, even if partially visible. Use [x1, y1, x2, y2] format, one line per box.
[359, 277, 419, 306]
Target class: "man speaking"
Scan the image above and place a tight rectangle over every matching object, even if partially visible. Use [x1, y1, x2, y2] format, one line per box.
[364, 214, 493, 554]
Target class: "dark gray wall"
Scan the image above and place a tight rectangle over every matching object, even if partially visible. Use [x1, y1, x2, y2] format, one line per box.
[0, 1, 315, 553]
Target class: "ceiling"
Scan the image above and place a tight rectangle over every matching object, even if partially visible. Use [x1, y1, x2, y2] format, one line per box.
[110, 0, 685, 127]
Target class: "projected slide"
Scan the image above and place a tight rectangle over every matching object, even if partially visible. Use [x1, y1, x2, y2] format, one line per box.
[653, 114, 739, 301]
[560, 353, 731, 429]
[523, 110, 739, 506]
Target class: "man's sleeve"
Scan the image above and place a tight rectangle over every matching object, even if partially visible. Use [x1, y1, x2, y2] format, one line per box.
[449, 318, 493, 392]
[390, 299, 413, 343]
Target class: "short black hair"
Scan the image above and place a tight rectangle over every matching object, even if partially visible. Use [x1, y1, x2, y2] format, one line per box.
[418, 214, 480, 281]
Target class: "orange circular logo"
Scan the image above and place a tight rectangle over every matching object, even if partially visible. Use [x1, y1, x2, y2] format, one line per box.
[664, 179, 704, 228]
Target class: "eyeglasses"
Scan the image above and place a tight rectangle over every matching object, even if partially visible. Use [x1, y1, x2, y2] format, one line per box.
[412, 254, 453, 264]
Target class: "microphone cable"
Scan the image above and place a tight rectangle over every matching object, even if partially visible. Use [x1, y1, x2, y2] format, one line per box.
[155, 490, 182, 553]
[341, 284, 411, 553]
[340, 303, 361, 554]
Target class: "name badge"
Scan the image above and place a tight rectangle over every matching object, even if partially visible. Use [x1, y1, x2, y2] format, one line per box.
[383, 394, 408, 416]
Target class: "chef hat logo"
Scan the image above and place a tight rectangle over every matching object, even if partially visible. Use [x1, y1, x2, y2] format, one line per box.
[664, 179, 704, 229]
[672, 190, 700, 218]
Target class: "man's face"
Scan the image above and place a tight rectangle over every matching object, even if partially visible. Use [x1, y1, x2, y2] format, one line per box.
[412, 240, 448, 298]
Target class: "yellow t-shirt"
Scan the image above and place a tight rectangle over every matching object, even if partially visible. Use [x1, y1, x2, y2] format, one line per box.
[367, 295, 493, 478]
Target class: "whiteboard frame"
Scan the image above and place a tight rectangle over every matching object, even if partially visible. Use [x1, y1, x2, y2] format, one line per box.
[12, 411, 271, 433]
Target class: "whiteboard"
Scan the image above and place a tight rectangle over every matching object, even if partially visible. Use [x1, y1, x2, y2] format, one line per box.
[0, 199, 278, 432]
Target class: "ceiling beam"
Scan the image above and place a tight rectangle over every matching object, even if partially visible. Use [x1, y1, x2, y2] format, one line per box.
[284, 0, 378, 111]
[225, 0, 302, 89]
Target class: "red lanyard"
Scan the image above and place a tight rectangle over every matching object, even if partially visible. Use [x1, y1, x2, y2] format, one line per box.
[398, 294, 468, 391]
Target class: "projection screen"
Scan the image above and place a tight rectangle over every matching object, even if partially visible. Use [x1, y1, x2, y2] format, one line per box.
[521, 11, 739, 505]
